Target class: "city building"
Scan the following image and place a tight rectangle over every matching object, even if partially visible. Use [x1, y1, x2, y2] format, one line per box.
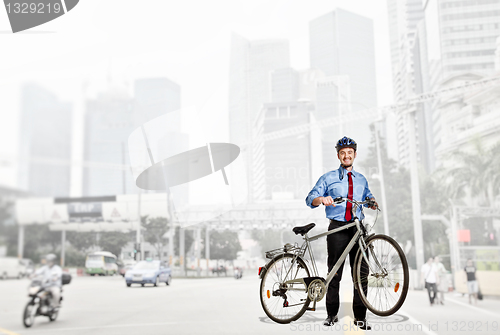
[270, 67, 300, 103]
[18, 83, 72, 197]
[133, 77, 181, 130]
[309, 8, 378, 157]
[83, 86, 136, 196]
[434, 72, 500, 159]
[421, 0, 500, 162]
[228, 33, 290, 202]
[387, 0, 440, 172]
[83, 77, 183, 197]
[437, 0, 500, 78]
[314, 75, 353, 170]
[254, 101, 315, 201]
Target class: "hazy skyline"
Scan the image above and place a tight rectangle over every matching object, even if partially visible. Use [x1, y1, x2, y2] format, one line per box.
[0, 0, 393, 189]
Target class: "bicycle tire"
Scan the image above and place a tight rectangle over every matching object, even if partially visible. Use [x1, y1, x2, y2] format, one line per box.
[260, 253, 311, 324]
[354, 234, 409, 316]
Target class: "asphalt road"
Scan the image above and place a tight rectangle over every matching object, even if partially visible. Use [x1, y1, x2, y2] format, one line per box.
[1, 273, 499, 335]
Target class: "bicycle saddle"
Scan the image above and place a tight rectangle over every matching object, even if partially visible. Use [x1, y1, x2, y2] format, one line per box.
[292, 223, 316, 236]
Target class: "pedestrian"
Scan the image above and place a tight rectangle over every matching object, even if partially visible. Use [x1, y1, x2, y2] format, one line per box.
[464, 259, 479, 305]
[434, 256, 447, 305]
[305, 136, 378, 330]
[421, 257, 438, 306]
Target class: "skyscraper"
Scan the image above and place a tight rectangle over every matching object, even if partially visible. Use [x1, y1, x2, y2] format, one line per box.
[270, 68, 299, 103]
[255, 101, 314, 201]
[309, 8, 378, 161]
[133, 77, 181, 130]
[18, 83, 72, 197]
[133, 77, 188, 204]
[387, 0, 435, 171]
[228, 33, 290, 202]
[83, 78, 183, 197]
[83, 86, 135, 196]
[421, 0, 500, 162]
[437, 0, 500, 78]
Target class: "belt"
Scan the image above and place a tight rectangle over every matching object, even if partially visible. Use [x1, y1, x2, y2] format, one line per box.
[329, 219, 350, 225]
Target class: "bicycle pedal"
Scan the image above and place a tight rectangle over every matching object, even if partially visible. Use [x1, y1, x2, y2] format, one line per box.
[306, 307, 316, 311]
[309, 298, 317, 312]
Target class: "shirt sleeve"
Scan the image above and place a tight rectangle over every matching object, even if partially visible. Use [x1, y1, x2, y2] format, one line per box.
[362, 177, 374, 204]
[305, 175, 328, 209]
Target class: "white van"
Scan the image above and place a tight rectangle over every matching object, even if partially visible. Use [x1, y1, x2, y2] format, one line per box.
[0, 257, 26, 279]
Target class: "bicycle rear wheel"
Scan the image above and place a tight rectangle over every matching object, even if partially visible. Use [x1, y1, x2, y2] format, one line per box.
[260, 253, 310, 324]
[355, 234, 409, 316]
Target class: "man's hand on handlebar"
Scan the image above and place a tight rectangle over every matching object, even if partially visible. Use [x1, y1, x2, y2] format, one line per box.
[321, 196, 336, 207]
[368, 197, 379, 210]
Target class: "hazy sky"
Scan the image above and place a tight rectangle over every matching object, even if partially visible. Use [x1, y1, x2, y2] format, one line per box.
[0, 0, 393, 188]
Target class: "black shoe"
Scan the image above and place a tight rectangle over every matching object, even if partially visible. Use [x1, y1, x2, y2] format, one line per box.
[323, 315, 339, 326]
[354, 318, 371, 330]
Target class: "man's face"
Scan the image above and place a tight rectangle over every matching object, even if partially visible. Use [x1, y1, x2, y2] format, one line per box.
[337, 148, 356, 168]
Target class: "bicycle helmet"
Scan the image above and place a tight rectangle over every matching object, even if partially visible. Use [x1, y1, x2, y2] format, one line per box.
[335, 136, 357, 152]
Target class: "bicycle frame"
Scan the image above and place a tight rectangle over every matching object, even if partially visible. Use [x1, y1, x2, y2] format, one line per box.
[281, 202, 384, 291]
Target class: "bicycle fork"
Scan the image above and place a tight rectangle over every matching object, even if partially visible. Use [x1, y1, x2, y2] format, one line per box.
[358, 237, 388, 278]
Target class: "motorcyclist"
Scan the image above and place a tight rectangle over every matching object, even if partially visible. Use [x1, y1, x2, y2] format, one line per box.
[34, 254, 62, 311]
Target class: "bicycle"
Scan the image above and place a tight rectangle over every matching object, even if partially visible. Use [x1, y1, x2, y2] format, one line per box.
[258, 197, 409, 324]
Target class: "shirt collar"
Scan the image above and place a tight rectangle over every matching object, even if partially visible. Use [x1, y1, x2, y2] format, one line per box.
[338, 165, 356, 180]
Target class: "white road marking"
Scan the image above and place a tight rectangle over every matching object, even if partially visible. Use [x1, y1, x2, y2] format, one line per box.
[446, 297, 500, 318]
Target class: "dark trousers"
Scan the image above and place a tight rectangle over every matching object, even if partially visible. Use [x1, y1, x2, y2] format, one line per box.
[326, 219, 368, 319]
[426, 282, 437, 304]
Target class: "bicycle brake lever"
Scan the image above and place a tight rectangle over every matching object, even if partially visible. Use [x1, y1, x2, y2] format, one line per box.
[333, 197, 344, 204]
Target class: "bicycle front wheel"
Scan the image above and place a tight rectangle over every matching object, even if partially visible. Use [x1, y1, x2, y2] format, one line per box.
[355, 234, 409, 316]
[260, 253, 310, 324]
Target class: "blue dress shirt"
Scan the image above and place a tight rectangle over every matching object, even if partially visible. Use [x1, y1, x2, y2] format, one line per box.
[305, 165, 374, 222]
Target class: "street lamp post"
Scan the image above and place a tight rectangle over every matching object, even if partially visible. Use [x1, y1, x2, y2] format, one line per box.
[371, 122, 390, 235]
[407, 110, 425, 283]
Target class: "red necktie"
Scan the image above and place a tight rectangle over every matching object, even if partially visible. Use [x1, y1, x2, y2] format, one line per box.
[345, 172, 353, 221]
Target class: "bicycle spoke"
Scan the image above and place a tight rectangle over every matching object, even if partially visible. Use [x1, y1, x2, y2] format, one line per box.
[260, 254, 310, 323]
[356, 235, 409, 316]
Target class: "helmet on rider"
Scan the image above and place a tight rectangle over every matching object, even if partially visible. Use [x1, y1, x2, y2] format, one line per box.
[335, 136, 357, 153]
[45, 253, 57, 267]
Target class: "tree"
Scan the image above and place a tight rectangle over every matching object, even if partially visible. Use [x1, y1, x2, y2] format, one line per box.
[67, 231, 96, 253]
[142, 216, 169, 259]
[97, 232, 131, 258]
[437, 139, 500, 207]
[435, 139, 500, 250]
[4, 223, 61, 263]
[209, 230, 241, 261]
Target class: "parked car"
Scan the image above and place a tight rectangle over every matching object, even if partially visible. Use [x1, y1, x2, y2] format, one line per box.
[0, 257, 26, 279]
[124, 260, 171, 287]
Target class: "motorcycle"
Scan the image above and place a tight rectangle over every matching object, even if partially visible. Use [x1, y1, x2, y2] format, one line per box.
[23, 272, 71, 328]
[234, 267, 243, 279]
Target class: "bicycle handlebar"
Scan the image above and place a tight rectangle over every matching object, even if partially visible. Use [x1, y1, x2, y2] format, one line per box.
[333, 196, 380, 210]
